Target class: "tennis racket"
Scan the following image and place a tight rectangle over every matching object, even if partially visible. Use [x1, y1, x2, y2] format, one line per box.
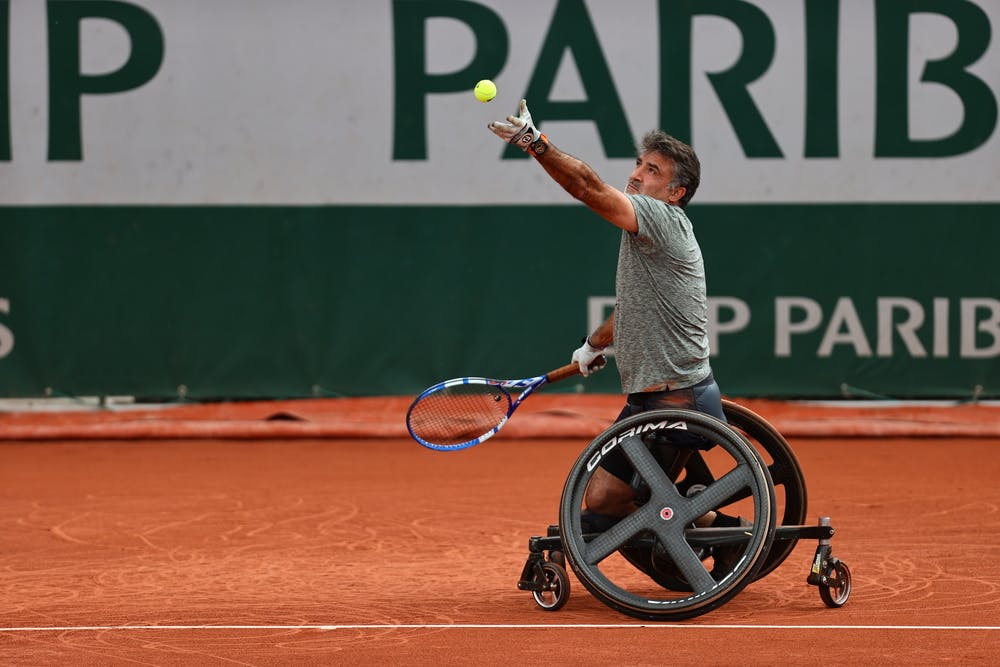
[406, 358, 604, 451]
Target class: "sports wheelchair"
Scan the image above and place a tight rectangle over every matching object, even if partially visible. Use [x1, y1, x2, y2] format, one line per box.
[517, 399, 852, 620]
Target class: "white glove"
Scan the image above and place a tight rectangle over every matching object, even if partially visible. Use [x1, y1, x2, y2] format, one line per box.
[572, 339, 608, 377]
[488, 99, 541, 151]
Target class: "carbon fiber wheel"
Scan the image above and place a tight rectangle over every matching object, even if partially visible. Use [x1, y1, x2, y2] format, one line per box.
[559, 409, 777, 621]
[719, 400, 807, 579]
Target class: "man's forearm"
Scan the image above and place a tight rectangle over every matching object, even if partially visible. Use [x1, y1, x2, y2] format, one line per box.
[534, 143, 606, 206]
[587, 311, 615, 349]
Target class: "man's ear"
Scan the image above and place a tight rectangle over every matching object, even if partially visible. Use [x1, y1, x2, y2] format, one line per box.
[668, 185, 686, 205]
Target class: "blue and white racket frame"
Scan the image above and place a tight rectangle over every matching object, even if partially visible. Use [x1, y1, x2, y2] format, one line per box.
[406, 359, 600, 452]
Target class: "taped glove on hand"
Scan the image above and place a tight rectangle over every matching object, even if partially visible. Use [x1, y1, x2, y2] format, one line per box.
[572, 339, 608, 377]
[488, 99, 542, 152]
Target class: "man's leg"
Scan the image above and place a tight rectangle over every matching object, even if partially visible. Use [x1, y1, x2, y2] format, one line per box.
[583, 467, 637, 517]
[582, 377, 726, 527]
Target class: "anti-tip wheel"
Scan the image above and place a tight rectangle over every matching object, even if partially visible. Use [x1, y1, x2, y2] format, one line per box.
[532, 561, 570, 611]
[818, 559, 852, 608]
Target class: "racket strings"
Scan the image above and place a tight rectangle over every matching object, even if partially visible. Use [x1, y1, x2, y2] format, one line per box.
[408, 384, 513, 446]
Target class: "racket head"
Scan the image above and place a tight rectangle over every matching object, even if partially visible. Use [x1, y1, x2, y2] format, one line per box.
[406, 377, 515, 451]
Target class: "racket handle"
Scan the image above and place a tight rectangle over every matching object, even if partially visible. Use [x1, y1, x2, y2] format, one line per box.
[545, 355, 606, 384]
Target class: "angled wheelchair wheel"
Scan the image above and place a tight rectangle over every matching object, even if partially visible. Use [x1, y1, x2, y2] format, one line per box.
[719, 400, 807, 579]
[559, 408, 777, 621]
[660, 401, 806, 585]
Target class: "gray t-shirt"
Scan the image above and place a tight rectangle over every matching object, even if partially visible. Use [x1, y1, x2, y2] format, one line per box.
[614, 194, 711, 393]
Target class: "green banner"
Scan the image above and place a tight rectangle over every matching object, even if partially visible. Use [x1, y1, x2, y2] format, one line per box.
[0, 203, 997, 400]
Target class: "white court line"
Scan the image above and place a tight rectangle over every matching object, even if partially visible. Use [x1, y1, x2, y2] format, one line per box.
[2, 624, 999, 632]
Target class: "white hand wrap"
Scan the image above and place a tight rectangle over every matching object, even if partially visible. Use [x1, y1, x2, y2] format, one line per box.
[488, 99, 541, 151]
[572, 339, 608, 377]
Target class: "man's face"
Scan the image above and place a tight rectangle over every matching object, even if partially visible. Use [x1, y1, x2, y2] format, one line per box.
[624, 151, 686, 206]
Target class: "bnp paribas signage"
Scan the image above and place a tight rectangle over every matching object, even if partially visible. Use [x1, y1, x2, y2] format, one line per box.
[393, 0, 997, 160]
[1, 0, 998, 205]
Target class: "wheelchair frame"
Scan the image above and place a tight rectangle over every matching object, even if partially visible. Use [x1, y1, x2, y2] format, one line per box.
[516, 400, 852, 620]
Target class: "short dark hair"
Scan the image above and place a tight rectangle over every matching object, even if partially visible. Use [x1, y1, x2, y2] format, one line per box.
[640, 131, 700, 208]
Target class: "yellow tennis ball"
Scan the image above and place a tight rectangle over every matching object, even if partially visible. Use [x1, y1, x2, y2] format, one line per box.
[474, 79, 497, 103]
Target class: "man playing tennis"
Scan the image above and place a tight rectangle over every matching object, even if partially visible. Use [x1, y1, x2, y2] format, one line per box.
[489, 100, 739, 534]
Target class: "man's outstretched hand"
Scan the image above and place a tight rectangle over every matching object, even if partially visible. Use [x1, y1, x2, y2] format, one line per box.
[488, 99, 541, 151]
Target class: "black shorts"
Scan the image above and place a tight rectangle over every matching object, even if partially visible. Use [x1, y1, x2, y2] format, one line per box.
[601, 373, 726, 483]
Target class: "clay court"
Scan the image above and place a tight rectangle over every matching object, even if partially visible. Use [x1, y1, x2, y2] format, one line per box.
[3, 0, 998, 663]
[2, 397, 999, 665]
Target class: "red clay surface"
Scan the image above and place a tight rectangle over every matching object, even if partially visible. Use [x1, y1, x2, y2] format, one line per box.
[2, 395, 999, 439]
[2, 398, 1000, 664]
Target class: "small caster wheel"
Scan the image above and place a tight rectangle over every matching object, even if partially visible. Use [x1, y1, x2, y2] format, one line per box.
[819, 559, 852, 608]
[549, 550, 566, 568]
[532, 561, 570, 611]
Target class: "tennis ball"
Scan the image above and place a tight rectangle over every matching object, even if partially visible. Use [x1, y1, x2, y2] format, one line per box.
[474, 79, 497, 103]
